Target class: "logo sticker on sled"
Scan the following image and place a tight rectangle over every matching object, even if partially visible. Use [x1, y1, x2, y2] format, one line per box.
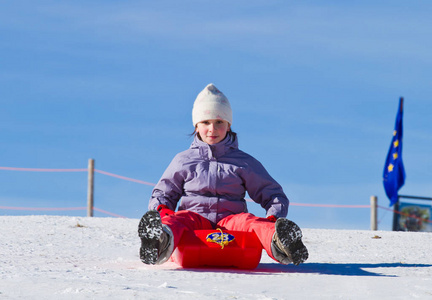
[206, 229, 235, 249]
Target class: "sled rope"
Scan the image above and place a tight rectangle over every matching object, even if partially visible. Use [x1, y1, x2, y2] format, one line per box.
[215, 228, 226, 249]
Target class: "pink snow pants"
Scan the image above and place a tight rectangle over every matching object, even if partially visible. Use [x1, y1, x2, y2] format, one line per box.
[161, 211, 278, 261]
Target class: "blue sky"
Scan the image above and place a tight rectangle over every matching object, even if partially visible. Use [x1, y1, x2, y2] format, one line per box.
[1, 1, 431, 230]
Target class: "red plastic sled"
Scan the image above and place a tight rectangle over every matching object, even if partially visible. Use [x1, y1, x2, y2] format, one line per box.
[171, 229, 263, 269]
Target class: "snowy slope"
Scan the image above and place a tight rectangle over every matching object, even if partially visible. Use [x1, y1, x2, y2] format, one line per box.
[1, 215, 431, 299]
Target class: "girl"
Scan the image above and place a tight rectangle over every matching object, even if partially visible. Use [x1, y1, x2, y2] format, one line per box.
[138, 83, 308, 266]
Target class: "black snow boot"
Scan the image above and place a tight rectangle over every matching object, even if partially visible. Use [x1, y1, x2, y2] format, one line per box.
[271, 218, 308, 266]
[138, 210, 173, 265]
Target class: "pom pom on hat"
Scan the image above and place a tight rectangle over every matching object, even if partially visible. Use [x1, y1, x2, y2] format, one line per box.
[192, 83, 232, 126]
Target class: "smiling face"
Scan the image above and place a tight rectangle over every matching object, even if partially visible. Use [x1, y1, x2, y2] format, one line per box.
[196, 119, 231, 145]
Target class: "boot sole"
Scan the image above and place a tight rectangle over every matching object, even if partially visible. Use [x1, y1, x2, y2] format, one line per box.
[275, 219, 309, 265]
[138, 211, 164, 265]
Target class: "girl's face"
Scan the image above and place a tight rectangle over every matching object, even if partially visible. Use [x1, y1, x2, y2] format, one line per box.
[196, 119, 230, 145]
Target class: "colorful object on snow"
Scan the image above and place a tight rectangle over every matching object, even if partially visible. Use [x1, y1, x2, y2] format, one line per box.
[206, 228, 235, 249]
[172, 230, 262, 269]
[383, 97, 406, 206]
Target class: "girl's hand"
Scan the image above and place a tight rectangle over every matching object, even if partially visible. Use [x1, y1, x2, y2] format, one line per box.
[157, 204, 175, 217]
[267, 215, 278, 222]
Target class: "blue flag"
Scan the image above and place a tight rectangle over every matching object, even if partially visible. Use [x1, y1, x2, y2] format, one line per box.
[383, 97, 406, 206]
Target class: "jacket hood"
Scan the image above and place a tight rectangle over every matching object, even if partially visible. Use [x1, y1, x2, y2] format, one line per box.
[191, 132, 238, 159]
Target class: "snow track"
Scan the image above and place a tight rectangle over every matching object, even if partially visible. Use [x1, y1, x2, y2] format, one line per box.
[1, 216, 431, 299]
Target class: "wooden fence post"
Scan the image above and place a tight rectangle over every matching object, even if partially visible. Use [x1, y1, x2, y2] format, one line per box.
[370, 195, 378, 231]
[87, 159, 95, 217]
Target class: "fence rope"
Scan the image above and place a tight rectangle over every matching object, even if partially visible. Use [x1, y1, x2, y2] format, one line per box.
[0, 166, 87, 172]
[93, 207, 127, 218]
[1, 165, 430, 224]
[0, 206, 126, 218]
[0, 166, 156, 186]
[378, 205, 432, 224]
[290, 202, 370, 208]
[0, 206, 86, 211]
[95, 169, 156, 186]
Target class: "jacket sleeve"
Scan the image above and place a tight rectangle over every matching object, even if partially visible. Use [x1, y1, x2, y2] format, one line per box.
[148, 154, 185, 212]
[242, 156, 289, 219]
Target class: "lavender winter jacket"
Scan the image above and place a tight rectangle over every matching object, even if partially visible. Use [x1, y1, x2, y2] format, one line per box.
[148, 133, 289, 225]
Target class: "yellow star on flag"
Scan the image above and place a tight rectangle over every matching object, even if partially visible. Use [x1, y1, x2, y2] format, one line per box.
[388, 164, 394, 172]
[393, 153, 398, 160]
[393, 140, 399, 147]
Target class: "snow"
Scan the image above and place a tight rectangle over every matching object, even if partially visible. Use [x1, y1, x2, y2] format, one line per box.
[1, 215, 432, 299]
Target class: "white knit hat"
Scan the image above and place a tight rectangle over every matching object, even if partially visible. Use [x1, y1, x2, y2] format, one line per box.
[192, 83, 232, 126]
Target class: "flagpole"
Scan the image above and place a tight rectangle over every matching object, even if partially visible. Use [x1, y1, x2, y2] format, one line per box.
[392, 197, 400, 231]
